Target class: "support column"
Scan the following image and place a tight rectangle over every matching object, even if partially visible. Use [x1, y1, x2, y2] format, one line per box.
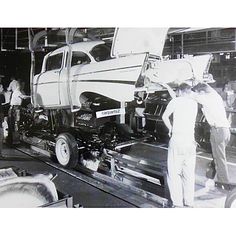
[1, 29, 3, 51]
[15, 28, 17, 50]
[235, 28, 236, 51]
[120, 102, 125, 124]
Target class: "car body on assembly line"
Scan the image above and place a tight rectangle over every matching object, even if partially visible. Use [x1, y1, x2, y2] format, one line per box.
[18, 28, 213, 169]
[33, 28, 212, 111]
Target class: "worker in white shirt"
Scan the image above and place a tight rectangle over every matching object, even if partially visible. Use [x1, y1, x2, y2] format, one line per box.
[8, 82, 30, 144]
[7, 76, 20, 93]
[162, 83, 198, 207]
[193, 83, 230, 184]
[10, 86, 29, 107]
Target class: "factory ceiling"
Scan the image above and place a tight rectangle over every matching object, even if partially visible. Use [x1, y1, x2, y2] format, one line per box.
[0, 27, 234, 52]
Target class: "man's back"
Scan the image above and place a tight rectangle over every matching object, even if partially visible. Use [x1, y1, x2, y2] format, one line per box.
[170, 97, 198, 140]
[10, 88, 23, 106]
[197, 91, 229, 128]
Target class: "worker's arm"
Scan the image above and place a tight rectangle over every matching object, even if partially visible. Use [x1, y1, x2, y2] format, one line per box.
[21, 95, 30, 99]
[203, 83, 218, 94]
[19, 93, 30, 100]
[7, 83, 12, 92]
[162, 99, 175, 137]
[159, 82, 176, 99]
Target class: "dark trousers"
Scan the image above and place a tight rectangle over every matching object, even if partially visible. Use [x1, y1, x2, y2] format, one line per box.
[8, 106, 20, 144]
[210, 127, 230, 183]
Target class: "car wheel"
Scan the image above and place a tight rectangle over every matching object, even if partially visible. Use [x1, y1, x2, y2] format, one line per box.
[225, 187, 236, 208]
[55, 133, 78, 168]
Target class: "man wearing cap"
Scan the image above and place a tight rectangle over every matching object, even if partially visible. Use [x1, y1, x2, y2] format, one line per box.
[162, 83, 198, 207]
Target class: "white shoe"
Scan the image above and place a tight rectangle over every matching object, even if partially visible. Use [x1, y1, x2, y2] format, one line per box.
[205, 179, 215, 190]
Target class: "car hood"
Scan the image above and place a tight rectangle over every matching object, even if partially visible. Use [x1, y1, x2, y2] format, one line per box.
[111, 28, 168, 58]
[187, 54, 213, 83]
[145, 54, 213, 86]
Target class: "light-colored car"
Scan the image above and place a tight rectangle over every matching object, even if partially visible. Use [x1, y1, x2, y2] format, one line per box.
[23, 28, 213, 168]
[33, 28, 212, 114]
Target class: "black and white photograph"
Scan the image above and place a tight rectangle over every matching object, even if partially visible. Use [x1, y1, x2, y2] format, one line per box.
[0, 26, 235, 208]
[1, 1, 236, 235]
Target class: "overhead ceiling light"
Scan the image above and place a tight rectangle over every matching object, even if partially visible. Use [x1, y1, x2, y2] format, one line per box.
[225, 54, 230, 59]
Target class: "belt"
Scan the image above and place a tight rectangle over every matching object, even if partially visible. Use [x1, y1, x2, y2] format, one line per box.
[10, 105, 20, 108]
[211, 126, 229, 129]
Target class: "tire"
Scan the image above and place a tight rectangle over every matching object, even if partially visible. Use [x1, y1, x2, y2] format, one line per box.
[225, 187, 236, 208]
[55, 133, 78, 168]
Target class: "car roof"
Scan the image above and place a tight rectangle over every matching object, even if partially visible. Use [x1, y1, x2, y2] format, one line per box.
[48, 40, 105, 56]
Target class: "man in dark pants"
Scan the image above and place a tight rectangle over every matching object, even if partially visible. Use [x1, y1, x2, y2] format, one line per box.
[194, 83, 230, 184]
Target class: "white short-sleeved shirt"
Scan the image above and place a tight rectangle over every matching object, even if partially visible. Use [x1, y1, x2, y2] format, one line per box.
[196, 91, 230, 128]
[165, 97, 198, 141]
[8, 80, 20, 92]
[10, 88, 25, 106]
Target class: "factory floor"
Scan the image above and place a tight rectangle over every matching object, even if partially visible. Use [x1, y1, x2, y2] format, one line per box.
[0, 145, 135, 208]
[129, 142, 235, 208]
[0, 142, 235, 208]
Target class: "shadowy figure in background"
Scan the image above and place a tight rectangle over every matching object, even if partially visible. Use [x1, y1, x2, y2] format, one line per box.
[222, 82, 235, 109]
[0, 88, 5, 157]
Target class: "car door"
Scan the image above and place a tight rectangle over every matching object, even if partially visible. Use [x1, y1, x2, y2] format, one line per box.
[36, 52, 63, 107]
